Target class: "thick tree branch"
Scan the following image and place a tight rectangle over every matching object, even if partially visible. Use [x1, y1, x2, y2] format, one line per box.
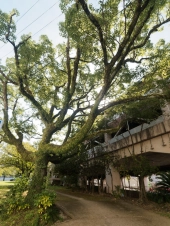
[1, 81, 34, 162]
[130, 18, 170, 51]
[66, 38, 71, 91]
[0, 68, 18, 85]
[109, 0, 145, 70]
[98, 93, 168, 114]
[109, 2, 155, 82]
[79, 0, 108, 65]
[124, 57, 150, 64]
[70, 47, 81, 95]
[69, 85, 94, 106]
[5, 13, 50, 125]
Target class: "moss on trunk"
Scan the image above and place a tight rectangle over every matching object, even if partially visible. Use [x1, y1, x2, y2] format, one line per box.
[26, 153, 48, 204]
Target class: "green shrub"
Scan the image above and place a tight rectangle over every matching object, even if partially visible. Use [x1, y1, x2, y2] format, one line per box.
[0, 176, 60, 225]
[9, 175, 29, 196]
[147, 191, 170, 203]
[34, 190, 57, 223]
[0, 175, 30, 218]
[156, 171, 170, 192]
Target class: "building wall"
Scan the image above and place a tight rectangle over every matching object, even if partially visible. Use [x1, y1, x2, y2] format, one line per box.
[106, 116, 170, 157]
[105, 116, 170, 193]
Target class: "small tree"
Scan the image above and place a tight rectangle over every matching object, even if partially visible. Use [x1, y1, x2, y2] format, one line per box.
[113, 154, 158, 202]
[156, 171, 170, 192]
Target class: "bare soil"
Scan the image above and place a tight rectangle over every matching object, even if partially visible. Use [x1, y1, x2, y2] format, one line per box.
[123, 196, 170, 217]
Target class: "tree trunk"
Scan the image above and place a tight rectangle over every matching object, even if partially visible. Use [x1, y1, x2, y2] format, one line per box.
[128, 178, 131, 198]
[110, 168, 113, 193]
[26, 153, 48, 204]
[91, 177, 94, 194]
[87, 178, 90, 192]
[84, 176, 87, 192]
[98, 177, 100, 194]
[101, 175, 103, 193]
[121, 177, 125, 197]
[139, 176, 147, 203]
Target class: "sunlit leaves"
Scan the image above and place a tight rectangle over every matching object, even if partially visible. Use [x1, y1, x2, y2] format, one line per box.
[0, 9, 18, 43]
[0, 0, 170, 160]
[0, 144, 35, 176]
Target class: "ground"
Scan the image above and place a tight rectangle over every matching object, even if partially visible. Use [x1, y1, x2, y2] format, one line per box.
[1, 182, 170, 226]
[52, 187, 170, 226]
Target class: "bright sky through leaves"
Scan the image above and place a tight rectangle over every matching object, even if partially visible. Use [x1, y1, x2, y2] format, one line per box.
[0, 0, 169, 65]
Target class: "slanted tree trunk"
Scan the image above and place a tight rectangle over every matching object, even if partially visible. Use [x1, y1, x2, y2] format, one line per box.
[139, 176, 147, 203]
[127, 177, 131, 198]
[98, 177, 100, 194]
[101, 175, 103, 193]
[84, 176, 87, 192]
[3, 174, 5, 181]
[87, 178, 90, 192]
[91, 177, 94, 194]
[121, 177, 126, 197]
[26, 153, 48, 204]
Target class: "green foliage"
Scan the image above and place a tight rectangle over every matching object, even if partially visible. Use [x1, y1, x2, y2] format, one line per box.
[10, 175, 29, 195]
[112, 154, 158, 179]
[0, 144, 35, 177]
[156, 171, 170, 192]
[20, 210, 40, 226]
[111, 154, 158, 202]
[36, 191, 60, 225]
[147, 191, 170, 204]
[34, 190, 56, 213]
[0, 176, 30, 217]
[0, 182, 14, 208]
[0, 206, 60, 226]
[112, 185, 123, 199]
[0, 178, 59, 225]
[0, 9, 18, 43]
[0, 0, 170, 210]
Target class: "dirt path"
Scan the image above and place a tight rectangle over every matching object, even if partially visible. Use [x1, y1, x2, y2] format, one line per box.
[53, 191, 170, 226]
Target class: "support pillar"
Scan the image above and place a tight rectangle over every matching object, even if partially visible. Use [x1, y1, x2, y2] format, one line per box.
[106, 166, 121, 193]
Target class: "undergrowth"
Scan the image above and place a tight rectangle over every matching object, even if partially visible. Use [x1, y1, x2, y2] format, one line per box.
[0, 177, 62, 226]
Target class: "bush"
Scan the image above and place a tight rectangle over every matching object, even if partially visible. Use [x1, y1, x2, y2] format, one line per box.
[0, 176, 60, 225]
[156, 171, 170, 192]
[0, 175, 30, 218]
[9, 175, 29, 196]
[147, 191, 170, 203]
[34, 190, 57, 223]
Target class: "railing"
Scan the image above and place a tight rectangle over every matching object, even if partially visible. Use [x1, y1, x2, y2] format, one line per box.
[109, 115, 164, 145]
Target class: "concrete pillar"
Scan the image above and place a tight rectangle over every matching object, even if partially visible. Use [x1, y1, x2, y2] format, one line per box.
[104, 133, 112, 152]
[104, 133, 112, 143]
[162, 102, 170, 119]
[106, 166, 121, 193]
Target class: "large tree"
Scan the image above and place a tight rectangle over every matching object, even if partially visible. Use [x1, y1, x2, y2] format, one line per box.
[0, 0, 170, 197]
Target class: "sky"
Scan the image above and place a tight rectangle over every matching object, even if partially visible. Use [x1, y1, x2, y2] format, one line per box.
[0, 0, 65, 64]
[0, 0, 169, 65]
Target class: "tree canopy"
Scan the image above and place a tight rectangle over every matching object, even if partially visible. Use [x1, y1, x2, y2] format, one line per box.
[0, 0, 170, 194]
[0, 143, 35, 176]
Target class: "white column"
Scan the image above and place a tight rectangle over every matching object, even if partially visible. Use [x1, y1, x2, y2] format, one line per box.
[106, 166, 121, 193]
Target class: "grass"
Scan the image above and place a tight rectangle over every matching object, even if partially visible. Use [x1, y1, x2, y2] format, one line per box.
[50, 185, 115, 202]
[0, 181, 14, 203]
[0, 181, 14, 187]
[0, 181, 14, 226]
[0, 207, 61, 226]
